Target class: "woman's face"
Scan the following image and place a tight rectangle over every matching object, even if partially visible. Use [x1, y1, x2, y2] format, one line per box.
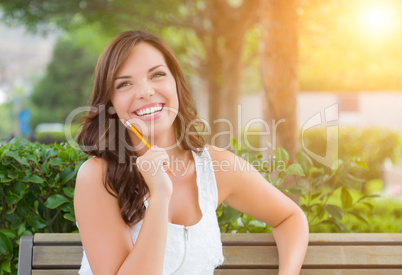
[111, 42, 179, 139]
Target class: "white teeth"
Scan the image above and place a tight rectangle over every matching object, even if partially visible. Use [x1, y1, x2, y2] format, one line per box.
[136, 104, 163, 117]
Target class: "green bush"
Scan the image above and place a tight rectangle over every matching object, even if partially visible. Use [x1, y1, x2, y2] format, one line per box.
[218, 137, 379, 233]
[1, 136, 400, 274]
[302, 127, 402, 181]
[0, 137, 89, 274]
[241, 126, 402, 181]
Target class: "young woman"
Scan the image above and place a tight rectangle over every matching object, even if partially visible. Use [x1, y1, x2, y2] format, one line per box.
[74, 30, 309, 275]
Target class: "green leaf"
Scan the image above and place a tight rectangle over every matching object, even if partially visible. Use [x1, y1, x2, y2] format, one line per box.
[349, 211, 369, 224]
[23, 175, 44, 184]
[34, 200, 39, 215]
[63, 187, 75, 198]
[296, 151, 313, 175]
[231, 137, 241, 155]
[341, 187, 353, 209]
[45, 194, 70, 209]
[275, 177, 283, 186]
[12, 181, 27, 197]
[333, 219, 346, 232]
[354, 158, 368, 170]
[219, 206, 242, 224]
[308, 166, 324, 177]
[2, 260, 11, 273]
[0, 229, 17, 239]
[15, 156, 29, 166]
[340, 173, 364, 191]
[0, 232, 13, 256]
[317, 207, 326, 219]
[0, 174, 12, 183]
[311, 191, 322, 201]
[60, 168, 76, 184]
[49, 157, 64, 166]
[324, 204, 343, 220]
[357, 194, 381, 203]
[287, 163, 305, 177]
[58, 151, 70, 161]
[26, 154, 38, 164]
[27, 216, 47, 229]
[64, 213, 76, 222]
[287, 185, 306, 195]
[6, 194, 20, 205]
[275, 147, 289, 164]
[17, 223, 26, 237]
[362, 202, 374, 211]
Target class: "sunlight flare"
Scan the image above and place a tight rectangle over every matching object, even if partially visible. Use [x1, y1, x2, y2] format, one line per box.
[358, 3, 396, 36]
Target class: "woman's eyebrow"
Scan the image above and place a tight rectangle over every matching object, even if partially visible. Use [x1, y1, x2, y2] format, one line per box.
[114, 64, 165, 81]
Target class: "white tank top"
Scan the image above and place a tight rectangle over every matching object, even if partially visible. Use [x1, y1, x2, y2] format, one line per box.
[79, 147, 225, 274]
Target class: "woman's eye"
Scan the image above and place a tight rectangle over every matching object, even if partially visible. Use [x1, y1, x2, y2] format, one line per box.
[116, 82, 131, 89]
[152, 72, 166, 78]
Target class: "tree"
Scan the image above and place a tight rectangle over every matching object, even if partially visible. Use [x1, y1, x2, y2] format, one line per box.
[260, 0, 299, 196]
[30, 37, 98, 128]
[0, 0, 261, 148]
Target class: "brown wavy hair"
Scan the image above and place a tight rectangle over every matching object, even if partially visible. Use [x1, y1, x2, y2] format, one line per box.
[76, 30, 205, 226]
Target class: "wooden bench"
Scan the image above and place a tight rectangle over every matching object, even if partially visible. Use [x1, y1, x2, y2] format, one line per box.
[18, 233, 402, 274]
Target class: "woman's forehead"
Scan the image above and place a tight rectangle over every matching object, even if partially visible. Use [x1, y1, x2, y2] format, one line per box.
[117, 42, 167, 75]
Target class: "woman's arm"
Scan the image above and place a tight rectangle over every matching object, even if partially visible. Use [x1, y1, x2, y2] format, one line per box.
[272, 205, 309, 274]
[209, 145, 309, 274]
[74, 157, 170, 275]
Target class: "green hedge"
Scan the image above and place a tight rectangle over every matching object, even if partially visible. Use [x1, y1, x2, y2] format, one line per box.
[243, 126, 402, 181]
[302, 127, 402, 181]
[0, 137, 399, 274]
[217, 138, 380, 234]
[0, 138, 89, 274]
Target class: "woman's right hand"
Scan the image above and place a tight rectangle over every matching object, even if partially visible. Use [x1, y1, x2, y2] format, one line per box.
[136, 145, 173, 200]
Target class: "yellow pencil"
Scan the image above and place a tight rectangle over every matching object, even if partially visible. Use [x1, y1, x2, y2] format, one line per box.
[125, 120, 177, 178]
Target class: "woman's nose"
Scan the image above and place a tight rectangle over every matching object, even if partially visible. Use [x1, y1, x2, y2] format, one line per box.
[136, 87, 155, 99]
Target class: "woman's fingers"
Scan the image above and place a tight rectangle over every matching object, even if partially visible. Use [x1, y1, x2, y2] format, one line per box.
[136, 146, 170, 174]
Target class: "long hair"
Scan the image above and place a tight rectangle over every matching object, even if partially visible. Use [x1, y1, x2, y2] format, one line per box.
[76, 30, 205, 226]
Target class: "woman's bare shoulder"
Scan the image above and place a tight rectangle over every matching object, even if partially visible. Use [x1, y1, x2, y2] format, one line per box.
[75, 156, 112, 196]
[205, 144, 235, 160]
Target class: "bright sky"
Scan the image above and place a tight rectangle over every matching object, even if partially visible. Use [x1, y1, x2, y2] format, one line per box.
[358, 2, 397, 37]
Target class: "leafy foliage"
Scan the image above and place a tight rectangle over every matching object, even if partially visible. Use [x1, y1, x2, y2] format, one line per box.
[302, 127, 402, 181]
[0, 138, 89, 274]
[0, 136, 396, 273]
[218, 137, 379, 233]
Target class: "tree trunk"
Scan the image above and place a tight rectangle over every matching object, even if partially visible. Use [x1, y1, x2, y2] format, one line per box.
[204, 34, 244, 148]
[260, 0, 299, 196]
[196, 0, 260, 149]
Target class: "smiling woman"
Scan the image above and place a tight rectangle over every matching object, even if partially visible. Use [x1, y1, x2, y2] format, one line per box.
[74, 30, 308, 275]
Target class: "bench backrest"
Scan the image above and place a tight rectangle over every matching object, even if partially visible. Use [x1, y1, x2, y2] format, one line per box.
[18, 233, 402, 274]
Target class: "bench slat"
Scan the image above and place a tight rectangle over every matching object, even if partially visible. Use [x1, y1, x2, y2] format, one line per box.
[215, 270, 402, 275]
[32, 245, 402, 268]
[33, 233, 402, 245]
[223, 245, 402, 267]
[29, 269, 402, 275]
[33, 246, 82, 269]
[32, 271, 78, 275]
